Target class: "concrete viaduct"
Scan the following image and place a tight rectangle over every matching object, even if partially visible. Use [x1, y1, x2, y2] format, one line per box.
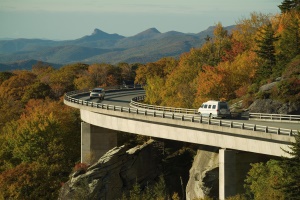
[64, 88, 298, 200]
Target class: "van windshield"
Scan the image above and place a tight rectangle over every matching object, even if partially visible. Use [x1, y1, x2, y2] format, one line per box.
[219, 102, 228, 109]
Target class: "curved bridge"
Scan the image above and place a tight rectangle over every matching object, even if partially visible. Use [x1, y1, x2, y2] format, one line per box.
[64, 88, 299, 199]
[64, 88, 297, 157]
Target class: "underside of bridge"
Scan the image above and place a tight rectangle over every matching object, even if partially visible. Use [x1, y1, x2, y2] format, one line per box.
[81, 121, 275, 200]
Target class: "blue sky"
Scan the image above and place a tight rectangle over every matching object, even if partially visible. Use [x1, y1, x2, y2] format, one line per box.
[0, 0, 282, 40]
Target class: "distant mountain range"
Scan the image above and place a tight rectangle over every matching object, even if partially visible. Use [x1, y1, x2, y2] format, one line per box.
[0, 26, 235, 71]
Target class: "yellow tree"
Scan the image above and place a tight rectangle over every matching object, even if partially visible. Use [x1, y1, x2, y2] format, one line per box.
[232, 12, 271, 51]
[49, 63, 87, 98]
[162, 49, 204, 108]
[135, 58, 178, 105]
[145, 75, 165, 105]
[135, 58, 177, 86]
[0, 70, 37, 101]
[74, 73, 94, 90]
[213, 22, 231, 64]
[134, 64, 147, 85]
[0, 98, 81, 198]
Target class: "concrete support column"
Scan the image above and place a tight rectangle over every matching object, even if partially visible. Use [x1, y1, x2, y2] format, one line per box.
[81, 122, 117, 165]
[219, 149, 236, 200]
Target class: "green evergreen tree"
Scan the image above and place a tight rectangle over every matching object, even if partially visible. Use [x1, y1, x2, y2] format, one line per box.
[129, 181, 141, 200]
[278, 0, 300, 13]
[244, 160, 285, 199]
[279, 133, 300, 199]
[0, 72, 14, 85]
[153, 175, 168, 199]
[255, 23, 279, 81]
[278, 14, 300, 66]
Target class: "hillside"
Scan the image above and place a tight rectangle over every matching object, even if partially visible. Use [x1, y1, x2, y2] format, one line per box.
[0, 26, 235, 70]
[0, 59, 61, 71]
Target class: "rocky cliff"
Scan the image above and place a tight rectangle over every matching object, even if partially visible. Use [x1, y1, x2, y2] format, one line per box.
[59, 139, 162, 199]
[248, 79, 300, 114]
[58, 138, 275, 199]
[186, 147, 219, 200]
[248, 99, 300, 114]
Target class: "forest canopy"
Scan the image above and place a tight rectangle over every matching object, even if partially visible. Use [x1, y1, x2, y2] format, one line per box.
[0, 1, 299, 198]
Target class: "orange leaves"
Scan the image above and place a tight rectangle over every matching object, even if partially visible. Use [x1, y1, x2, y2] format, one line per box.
[194, 51, 259, 106]
[0, 162, 58, 199]
[86, 63, 126, 88]
[194, 65, 226, 105]
[106, 74, 119, 87]
[222, 39, 246, 62]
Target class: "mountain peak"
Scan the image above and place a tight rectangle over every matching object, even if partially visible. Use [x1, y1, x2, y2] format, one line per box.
[146, 28, 160, 33]
[92, 28, 107, 35]
[77, 28, 124, 42]
[139, 28, 161, 35]
[132, 28, 161, 40]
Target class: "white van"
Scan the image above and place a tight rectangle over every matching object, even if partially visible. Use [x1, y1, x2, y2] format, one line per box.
[198, 100, 231, 118]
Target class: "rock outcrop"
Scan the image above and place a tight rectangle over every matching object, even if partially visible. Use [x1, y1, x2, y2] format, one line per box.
[186, 148, 219, 200]
[248, 99, 300, 114]
[185, 149, 275, 200]
[248, 78, 300, 114]
[58, 139, 162, 199]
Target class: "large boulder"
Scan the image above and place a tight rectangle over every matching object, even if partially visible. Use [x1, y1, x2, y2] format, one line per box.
[58, 139, 162, 199]
[248, 78, 300, 114]
[248, 99, 300, 114]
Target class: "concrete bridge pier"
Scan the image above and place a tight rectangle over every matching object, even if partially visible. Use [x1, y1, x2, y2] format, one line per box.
[81, 122, 118, 165]
[219, 149, 236, 200]
[218, 149, 273, 199]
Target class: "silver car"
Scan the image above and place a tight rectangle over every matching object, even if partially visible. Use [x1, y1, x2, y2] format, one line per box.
[90, 88, 105, 100]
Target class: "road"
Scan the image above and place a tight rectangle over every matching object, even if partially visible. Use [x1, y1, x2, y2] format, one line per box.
[84, 89, 146, 107]
[81, 89, 300, 131]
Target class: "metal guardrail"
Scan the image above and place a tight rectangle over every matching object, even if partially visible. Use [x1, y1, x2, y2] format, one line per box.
[249, 113, 300, 123]
[130, 95, 198, 114]
[66, 85, 144, 96]
[131, 95, 300, 123]
[64, 90, 299, 137]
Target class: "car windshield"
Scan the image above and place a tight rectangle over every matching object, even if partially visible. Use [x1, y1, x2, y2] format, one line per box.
[92, 89, 102, 92]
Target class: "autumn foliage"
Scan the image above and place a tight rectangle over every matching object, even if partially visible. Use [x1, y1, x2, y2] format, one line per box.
[0, 2, 299, 199]
[0, 62, 137, 198]
[135, 11, 300, 109]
